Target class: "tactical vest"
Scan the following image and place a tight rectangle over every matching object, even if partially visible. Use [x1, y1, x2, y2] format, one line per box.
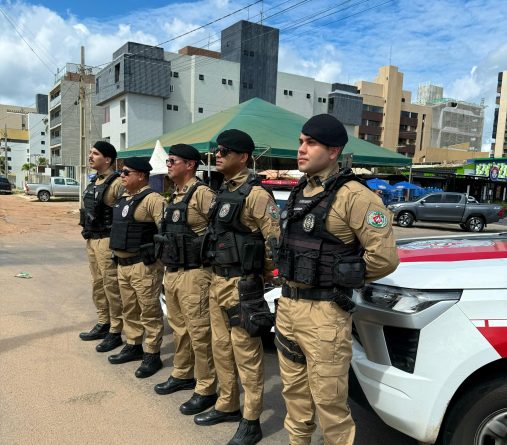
[109, 189, 158, 252]
[205, 175, 265, 276]
[278, 170, 362, 288]
[158, 182, 203, 269]
[79, 172, 119, 237]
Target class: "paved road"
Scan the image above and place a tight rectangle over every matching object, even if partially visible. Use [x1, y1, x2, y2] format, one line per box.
[1, 195, 505, 445]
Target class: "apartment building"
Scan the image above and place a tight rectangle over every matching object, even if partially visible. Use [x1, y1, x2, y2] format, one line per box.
[0, 103, 37, 187]
[492, 71, 507, 158]
[355, 65, 432, 158]
[96, 20, 363, 151]
[48, 63, 103, 178]
[27, 95, 50, 174]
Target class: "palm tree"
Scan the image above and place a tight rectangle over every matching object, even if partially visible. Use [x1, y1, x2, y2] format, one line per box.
[37, 157, 48, 167]
[21, 162, 36, 178]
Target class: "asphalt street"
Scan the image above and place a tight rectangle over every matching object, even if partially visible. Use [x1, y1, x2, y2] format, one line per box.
[1, 195, 505, 445]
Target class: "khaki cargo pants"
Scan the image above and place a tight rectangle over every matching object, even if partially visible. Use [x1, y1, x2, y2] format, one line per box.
[117, 261, 164, 353]
[86, 237, 123, 332]
[165, 267, 216, 395]
[209, 274, 264, 420]
[276, 296, 355, 445]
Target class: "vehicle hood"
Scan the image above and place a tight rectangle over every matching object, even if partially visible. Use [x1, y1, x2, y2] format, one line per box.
[375, 238, 507, 289]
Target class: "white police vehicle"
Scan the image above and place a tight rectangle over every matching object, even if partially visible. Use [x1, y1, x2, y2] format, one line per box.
[351, 233, 507, 444]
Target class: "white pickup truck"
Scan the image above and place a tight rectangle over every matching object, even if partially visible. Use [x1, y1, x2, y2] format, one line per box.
[25, 177, 80, 202]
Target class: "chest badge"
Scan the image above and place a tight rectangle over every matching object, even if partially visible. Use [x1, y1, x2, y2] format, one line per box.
[121, 204, 130, 218]
[219, 203, 231, 218]
[172, 209, 181, 222]
[303, 214, 315, 233]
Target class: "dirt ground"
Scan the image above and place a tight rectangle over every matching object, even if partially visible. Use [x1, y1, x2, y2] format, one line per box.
[0, 194, 80, 237]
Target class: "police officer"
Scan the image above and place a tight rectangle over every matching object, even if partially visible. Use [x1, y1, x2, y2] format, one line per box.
[79, 141, 124, 353]
[275, 114, 400, 445]
[194, 130, 280, 445]
[153, 144, 218, 416]
[107, 157, 165, 379]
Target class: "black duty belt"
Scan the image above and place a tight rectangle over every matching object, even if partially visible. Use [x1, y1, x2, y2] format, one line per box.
[281, 283, 339, 301]
[212, 265, 244, 279]
[116, 255, 142, 266]
[166, 265, 198, 273]
[88, 231, 110, 240]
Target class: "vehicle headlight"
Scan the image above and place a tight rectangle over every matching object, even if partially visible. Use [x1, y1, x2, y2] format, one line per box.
[387, 204, 400, 210]
[357, 284, 462, 314]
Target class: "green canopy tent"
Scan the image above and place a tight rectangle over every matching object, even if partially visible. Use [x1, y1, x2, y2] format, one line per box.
[118, 98, 411, 168]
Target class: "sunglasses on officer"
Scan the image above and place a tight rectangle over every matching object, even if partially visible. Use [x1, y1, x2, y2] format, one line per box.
[120, 169, 136, 176]
[211, 146, 235, 157]
[165, 158, 186, 166]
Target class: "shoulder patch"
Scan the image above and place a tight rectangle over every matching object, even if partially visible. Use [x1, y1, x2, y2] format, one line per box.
[366, 210, 388, 228]
[268, 203, 280, 220]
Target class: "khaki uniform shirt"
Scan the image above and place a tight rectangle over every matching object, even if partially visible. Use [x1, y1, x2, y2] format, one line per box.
[115, 185, 165, 258]
[221, 168, 281, 272]
[171, 176, 215, 235]
[96, 168, 124, 207]
[298, 164, 399, 282]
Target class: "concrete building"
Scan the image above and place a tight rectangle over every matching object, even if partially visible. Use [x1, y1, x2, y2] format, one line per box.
[412, 142, 485, 164]
[492, 71, 507, 158]
[49, 63, 103, 178]
[0, 103, 36, 187]
[355, 65, 432, 158]
[27, 95, 50, 175]
[96, 20, 363, 152]
[416, 83, 443, 105]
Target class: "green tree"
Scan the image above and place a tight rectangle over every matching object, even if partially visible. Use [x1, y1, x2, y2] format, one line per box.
[21, 162, 36, 178]
[37, 157, 48, 166]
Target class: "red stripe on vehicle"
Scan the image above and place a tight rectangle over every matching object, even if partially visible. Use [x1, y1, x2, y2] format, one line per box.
[476, 326, 507, 358]
[399, 250, 507, 262]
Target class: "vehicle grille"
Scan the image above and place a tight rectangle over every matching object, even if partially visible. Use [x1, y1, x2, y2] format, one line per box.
[383, 326, 420, 374]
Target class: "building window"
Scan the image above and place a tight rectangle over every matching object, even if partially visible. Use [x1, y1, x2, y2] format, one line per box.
[95, 78, 99, 93]
[284, 90, 288, 95]
[104, 106, 110, 123]
[173, 71, 179, 78]
[120, 99, 126, 118]
[222, 78, 226, 84]
[199, 74, 204, 80]
[167, 104, 172, 110]
[170, 85, 174, 92]
[41, 150, 45, 154]
[41, 131, 45, 135]
[401, 98, 405, 102]
[289, 90, 293, 96]
[173, 105, 179, 111]
[248, 83, 253, 89]
[243, 82, 248, 89]
[306, 93, 311, 99]
[120, 132, 126, 150]
[318, 97, 322, 103]
[41, 140, 45, 145]
[228, 79, 233, 86]
[322, 98, 326, 103]
[243, 49, 248, 56]
[198, 107, 203, 113]
[114, 63, 120, 83]
[249, 51, 254, 57]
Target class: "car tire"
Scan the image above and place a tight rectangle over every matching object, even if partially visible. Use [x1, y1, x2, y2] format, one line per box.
[38, 190, 51, 202]
[465, 216, 484, 232]
[439, 376, 507, 445]
[397, 211, 414, 227]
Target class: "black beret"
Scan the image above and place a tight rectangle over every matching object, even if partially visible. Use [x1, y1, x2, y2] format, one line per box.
[123, 157, 153, 173]
[93, 141, 117, 161]
[216, 129, 255, 154]
[169, 144, 201, 161]
[302, 114, 348, 147]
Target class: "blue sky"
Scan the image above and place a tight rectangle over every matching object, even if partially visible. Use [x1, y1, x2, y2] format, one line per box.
[0, 0, 506, 150]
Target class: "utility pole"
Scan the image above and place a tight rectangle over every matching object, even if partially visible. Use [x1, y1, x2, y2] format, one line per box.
[79, 46, 86, 207]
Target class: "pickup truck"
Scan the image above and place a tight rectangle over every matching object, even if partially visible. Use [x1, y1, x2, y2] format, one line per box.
[388, 192, 504, 232]
[25, 177, 80, 202]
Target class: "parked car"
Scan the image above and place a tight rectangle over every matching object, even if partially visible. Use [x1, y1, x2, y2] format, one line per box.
[350, 232, 507, 444]
[388, 192, 504, 232]
[0, 176, 13, 194]
[25, 177, 80, 202]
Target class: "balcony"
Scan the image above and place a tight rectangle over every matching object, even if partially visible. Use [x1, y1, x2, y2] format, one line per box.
[398, 131, 417, 140]
[359, 125, 381, 136]
[50, 136, 61, 146]
[49, 95, 61, 110]
[51, 155, 62, 164]
[396, 145, 415, 156]
[362, 111, 383, 122]
[50, 115, 62, 128]
[400, 116, 418, 127]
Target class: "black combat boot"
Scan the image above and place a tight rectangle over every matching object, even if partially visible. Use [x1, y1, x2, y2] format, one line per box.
[135, 352, 163, 378]
[154, 376, 196, 395]
[96, 332, 123, 352]
[108, 344, 144, 364]
[79, 323, 110, 341]
[227, 418, 263, 445]
[180, 393, 218, 415]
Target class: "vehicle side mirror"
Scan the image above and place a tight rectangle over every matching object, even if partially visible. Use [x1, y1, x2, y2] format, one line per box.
[420, 200, 425, 205]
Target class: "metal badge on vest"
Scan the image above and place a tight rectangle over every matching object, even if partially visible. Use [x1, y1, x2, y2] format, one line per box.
[109, 189, 158, 252]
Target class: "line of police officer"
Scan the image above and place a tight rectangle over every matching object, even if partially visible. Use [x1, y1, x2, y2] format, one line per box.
[79, 114, 399, 445]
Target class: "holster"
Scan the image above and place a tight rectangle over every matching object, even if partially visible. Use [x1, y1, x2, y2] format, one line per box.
[226, 276, 274, 337]
[139, 243, 157, 266]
